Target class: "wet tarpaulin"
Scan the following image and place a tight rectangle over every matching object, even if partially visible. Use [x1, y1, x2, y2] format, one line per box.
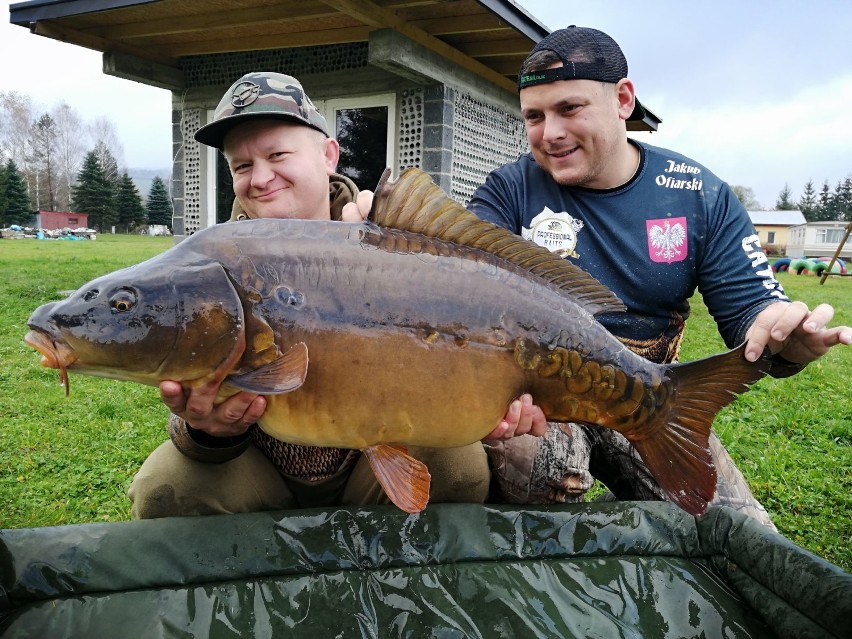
[1, 502, 850, 638]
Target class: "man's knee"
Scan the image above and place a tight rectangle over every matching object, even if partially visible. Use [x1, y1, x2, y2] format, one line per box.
[411, 443, 490, 503]
[486, 423, 594, 504]
[128, 441, 293, 519]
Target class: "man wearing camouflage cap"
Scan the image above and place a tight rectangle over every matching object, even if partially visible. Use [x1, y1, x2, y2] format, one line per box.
[129, 72, 532, 517]
[468, 26, 851, 528]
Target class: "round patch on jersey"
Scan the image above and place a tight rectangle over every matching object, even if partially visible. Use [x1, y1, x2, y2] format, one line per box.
[522, 207, 584, 258]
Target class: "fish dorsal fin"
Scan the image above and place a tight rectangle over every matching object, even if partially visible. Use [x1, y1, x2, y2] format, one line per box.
[370, 168, 625, 316]
[363, 444, 431, 514]
[225, 342, 309, 394]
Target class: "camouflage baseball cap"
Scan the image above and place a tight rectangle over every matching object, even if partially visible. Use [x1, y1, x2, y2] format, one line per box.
[194, 72, 330, 149]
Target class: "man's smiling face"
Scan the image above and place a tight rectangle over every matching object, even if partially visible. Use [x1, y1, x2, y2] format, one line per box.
[224, 119, 339, 221]
[520, 76, 630, 189]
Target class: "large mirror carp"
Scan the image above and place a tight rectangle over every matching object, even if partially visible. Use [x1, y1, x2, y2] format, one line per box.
[25, 168, 781, 516]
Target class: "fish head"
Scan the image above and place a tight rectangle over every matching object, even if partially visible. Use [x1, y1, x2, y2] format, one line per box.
[24, 260, 246, 392]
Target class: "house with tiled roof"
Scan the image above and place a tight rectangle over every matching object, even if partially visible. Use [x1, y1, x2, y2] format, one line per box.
[746, 209, 806, 254]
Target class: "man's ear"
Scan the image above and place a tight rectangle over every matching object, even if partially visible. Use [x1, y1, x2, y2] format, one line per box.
[615, 79, 637, 121]
[324, 137, 340, 175]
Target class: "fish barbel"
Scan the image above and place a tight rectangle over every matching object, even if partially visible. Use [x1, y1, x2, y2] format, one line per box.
[25, 168, 780, 515]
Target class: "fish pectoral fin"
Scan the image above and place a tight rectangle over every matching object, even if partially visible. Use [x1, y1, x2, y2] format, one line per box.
[226, 342, 309, 394]
[364, 444, 431, 514]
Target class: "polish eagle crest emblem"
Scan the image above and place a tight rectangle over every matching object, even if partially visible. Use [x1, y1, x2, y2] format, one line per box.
[646, 217, 688, 263]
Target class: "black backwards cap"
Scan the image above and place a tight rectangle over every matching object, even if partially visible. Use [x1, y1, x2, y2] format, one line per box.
[518, 25, 646, 122]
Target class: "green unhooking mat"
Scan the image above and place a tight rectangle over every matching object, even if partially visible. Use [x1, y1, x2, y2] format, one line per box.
[1, 502, 850, 638]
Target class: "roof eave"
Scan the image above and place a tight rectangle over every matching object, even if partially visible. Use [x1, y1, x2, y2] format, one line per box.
[473, 0, 549, 42]
[9, 0, 160, 25]
[629, 106, 662, 133]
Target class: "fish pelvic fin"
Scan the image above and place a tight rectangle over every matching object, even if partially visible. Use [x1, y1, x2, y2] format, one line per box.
[625, 342, 772, 517]
[226, 342, 309, 394]
[371, 168, 625, 317]
[364, 444, 431, 514]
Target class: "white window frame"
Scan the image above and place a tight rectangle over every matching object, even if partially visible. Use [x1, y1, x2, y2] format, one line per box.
[204, 109, 219, 229]
[816, 228, 843, 244]
[318, 94, 397, 176]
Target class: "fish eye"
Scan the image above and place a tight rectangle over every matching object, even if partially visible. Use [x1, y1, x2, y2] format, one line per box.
[109, 289, 137, 313]
[83, 289, 99, 301]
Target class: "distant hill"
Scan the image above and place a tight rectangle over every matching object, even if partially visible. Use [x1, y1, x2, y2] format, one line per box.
[127, 168, 172, 198]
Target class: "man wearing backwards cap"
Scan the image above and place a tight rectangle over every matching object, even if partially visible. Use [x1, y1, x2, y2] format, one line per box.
[469, 26, 852, 527]
[130, 71, 533, 517]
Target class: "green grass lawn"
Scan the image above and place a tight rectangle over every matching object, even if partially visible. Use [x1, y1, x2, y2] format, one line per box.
[1, 236, 170, 527]
[680, 271, 851, 568]
[1, 235, 850, 571]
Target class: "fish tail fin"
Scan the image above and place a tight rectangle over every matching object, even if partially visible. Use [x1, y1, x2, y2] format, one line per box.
[364, 445, 431, 514]
[627, 342, 772, 516]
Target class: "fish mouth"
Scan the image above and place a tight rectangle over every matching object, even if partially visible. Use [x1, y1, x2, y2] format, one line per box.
[24, 329, 78, 396]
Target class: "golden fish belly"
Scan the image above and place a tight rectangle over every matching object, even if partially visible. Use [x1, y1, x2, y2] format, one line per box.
[254, 326, 660, 451]
[257, 328, 526, 450]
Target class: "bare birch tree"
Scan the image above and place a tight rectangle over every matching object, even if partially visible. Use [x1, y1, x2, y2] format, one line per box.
[51, 102, 86, 211]
[0, 91, 36, 201]
[31, 113, 58, 211]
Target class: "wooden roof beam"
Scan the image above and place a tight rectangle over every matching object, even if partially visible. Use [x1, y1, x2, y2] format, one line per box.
[458, 37, 533, 58]
[32, 20, 178, 67]
[164, 26, 373, 57]
[369, 29, 519, 111]
[321, 0, 515, 92]
[410, 14, 513, 36]
[83, 4, 342, 40]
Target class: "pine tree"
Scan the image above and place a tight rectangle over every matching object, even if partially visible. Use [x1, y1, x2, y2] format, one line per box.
[2, 159, 33, 226]
[114, 172, 147, 233]
[93, 140, 121, 190]
[146, 176, 172, 228]
[71, 151, 115, 231]
[833, 176, 852, 221]
[0, 162, 7, 222]
[775, 183, 796, 210]
[816, 180, 834, 221]
[798, 180, 818, 221]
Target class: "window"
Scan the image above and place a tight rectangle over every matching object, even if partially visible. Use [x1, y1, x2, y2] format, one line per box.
[816, 228, 845, 244]
[322, 95, 397, 192]
[767, 231, 776, 243]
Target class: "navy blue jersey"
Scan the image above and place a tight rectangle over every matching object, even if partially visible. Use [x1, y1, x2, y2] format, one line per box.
[468, 140, 788, 362]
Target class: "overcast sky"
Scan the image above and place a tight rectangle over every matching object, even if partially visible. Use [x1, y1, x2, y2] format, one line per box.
[2, 0, 851, 208]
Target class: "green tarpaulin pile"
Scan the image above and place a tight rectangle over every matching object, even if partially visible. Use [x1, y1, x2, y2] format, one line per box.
[2, 502, 850, 638]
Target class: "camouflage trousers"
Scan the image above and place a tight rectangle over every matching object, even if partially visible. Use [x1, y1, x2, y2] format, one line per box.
[486, 422, 776, 530]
